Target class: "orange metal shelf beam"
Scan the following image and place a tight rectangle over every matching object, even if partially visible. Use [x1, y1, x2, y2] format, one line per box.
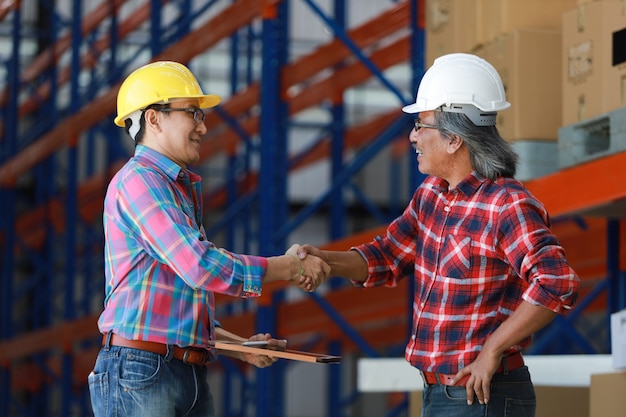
[281, 1, 410, 88]
[17, 0, 125, 86]
[0, 227, 391, 363]
[291, 111, 400, 170]
[9, 1, 163, 124]
[2, 214, 615, 390]
[1, 0, 408, 184]
[5, 1, 412, 250]
[288, 35, 409, 112]
[0, 0, 131, 137]
[0, 0, 19, 23]
[0, 0, 280, 187]
[524, 151, 626, 218]
[11, 106, 397, 251]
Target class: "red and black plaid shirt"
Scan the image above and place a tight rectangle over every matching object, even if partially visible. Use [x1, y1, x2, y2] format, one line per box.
[354, 172, 579, 374]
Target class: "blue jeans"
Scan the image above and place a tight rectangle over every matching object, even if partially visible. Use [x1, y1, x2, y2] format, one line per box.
[88, 341, 215, 417]
[421, 366, 536, 417]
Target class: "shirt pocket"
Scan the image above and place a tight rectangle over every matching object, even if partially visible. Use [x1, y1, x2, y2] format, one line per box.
[438, 234, 472, 279]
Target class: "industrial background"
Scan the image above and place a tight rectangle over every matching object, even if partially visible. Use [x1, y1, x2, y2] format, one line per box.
[1, 0, 626, 416]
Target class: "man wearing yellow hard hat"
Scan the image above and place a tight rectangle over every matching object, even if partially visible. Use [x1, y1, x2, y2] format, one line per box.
[88, 61, 330, 417]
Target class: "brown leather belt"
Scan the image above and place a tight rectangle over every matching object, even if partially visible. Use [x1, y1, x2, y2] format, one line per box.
[103, 333, 209, 366]
[420, 351, 525, 387]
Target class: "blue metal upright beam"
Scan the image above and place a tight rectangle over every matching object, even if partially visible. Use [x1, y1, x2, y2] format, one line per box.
[408, 0, 426, 193]
[0, 3, 20, 415]
[606, 219, 623, 352]
[407, 0, 426, 352]
[328, 3, 347, 415]
[259, 0, 289, 257]
[257, 2, 289, 417]
[329, 0, 347, 242]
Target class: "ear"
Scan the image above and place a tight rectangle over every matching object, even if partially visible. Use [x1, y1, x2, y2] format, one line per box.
[447, 135, 464, 153]
[144, 109, 162, 134]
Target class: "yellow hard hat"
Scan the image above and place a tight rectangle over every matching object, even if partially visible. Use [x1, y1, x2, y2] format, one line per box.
[114, 61, 221, 127]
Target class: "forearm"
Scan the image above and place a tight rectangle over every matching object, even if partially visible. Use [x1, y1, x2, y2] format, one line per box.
[482, 300, 557, 357]
[214, 327, 247, 360]
[322, 250, 369, 282]
[264, 255, 302, 283]
[215, 327, 247, 343]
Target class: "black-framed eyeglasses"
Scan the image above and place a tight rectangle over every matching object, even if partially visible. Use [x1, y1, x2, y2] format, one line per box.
[414, 120, 440, 132]
[155, 107, 206, 124]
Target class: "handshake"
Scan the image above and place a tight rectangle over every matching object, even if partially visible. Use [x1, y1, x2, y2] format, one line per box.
[283, 244, 329, 293]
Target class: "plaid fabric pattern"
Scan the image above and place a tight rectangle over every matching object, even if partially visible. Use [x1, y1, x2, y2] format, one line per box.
[354, 172, 579, 374]
[98, 145, 266, 353]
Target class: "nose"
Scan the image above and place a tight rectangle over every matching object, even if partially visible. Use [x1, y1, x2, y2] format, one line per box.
[196, 120, 207, 135]
[408, 127, 418, 143]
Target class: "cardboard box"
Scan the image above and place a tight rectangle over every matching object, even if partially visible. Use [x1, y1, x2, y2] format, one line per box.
[409, 391, 422, 417]
[611, 309, 626, 369]
[590, 372, 626, 417]
[426, 0, 482, 66]
[535, 386, 589, 417]
[562, 0, 626, 125]
[482, 0, 579, 41]
[475, 29, 562, 141]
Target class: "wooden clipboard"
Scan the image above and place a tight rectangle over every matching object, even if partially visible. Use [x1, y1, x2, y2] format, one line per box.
[213, 341, 341, 364]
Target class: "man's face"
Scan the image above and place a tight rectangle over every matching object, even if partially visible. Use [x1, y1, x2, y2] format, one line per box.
[147, 98, 207, 169]
[408, 110, 452, 179]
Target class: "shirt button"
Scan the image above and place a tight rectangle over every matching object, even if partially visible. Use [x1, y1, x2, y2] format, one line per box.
[444, 206, 450, 212]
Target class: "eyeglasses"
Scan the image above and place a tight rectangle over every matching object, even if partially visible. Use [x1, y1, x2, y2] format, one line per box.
[154, 107, 206, 124]
[414, 120, 440, 132]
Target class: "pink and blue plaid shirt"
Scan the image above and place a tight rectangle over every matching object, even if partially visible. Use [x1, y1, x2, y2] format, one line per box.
[354, 173, 579, 374]
[98, 145, 267, 353]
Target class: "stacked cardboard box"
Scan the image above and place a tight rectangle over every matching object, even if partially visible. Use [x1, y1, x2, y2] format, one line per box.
[425, 0, 483, 66]
[589, 373, 626, 417]
[475, 29, 562, 141]
[562, 0, 626, 126]
[426, 0, 578, 66]
[557, 1, 626, 167]
[425, 0, 577, 180]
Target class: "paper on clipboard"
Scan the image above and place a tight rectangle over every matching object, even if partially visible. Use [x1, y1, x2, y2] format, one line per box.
[213, 341, 341, 364]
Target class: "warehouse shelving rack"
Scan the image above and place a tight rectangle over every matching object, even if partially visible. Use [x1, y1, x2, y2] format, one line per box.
[0, 1, 623, 416]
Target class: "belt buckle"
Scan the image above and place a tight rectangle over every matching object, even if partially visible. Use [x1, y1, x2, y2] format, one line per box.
[182, 349, 195, 365]
[182, 348, 207, 365]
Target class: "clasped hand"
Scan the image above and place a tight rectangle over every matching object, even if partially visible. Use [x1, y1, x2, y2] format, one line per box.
[285, 244, 329, 292]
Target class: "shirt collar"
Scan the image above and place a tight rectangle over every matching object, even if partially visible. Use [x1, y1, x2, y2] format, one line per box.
[432, 171, 486, 197]
[134, 145, 187, 181]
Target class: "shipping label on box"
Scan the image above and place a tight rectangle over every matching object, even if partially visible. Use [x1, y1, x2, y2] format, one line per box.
[611, 309, 626, 369]
[567, 41, 593, 83]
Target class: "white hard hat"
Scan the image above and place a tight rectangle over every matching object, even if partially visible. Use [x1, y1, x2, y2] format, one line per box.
[402, 53, 510, 126]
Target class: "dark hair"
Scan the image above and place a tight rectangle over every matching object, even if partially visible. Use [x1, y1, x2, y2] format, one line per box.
[124, 103, 171, 144]
[434, 110, 518, 180]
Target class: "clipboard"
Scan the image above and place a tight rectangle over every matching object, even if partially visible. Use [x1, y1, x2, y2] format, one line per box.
[213, 341, 341, 364]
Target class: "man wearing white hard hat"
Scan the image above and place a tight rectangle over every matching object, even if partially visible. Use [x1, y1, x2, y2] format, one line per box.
[299, 53, 579, 416]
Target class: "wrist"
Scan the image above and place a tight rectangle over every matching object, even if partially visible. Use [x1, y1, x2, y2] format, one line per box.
[286, 253, 304, 280]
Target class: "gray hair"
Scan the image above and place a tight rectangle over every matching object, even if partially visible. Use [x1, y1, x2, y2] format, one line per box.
[433, 110, 518, 180]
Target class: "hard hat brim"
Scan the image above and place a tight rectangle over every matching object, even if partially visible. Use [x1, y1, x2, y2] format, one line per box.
[401, 102, 427, 114]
